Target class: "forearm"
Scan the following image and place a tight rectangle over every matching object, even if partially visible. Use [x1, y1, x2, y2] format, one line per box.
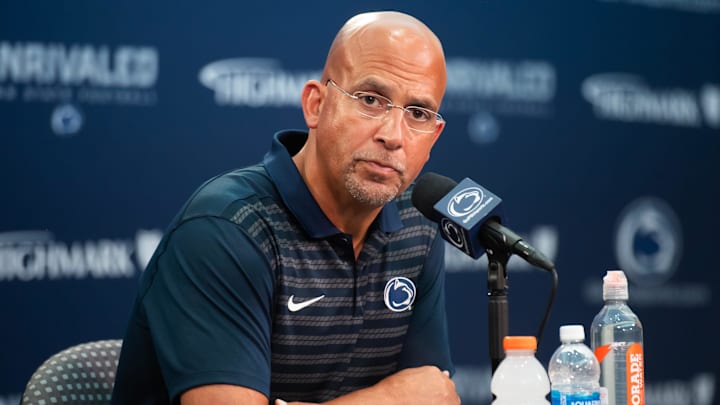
[277, 366, 459, 405]
[276, 385, 391, 405]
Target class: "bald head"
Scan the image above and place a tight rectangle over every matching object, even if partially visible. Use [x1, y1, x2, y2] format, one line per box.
[322, 11, 447, 98]
[330, 11, 444, 52]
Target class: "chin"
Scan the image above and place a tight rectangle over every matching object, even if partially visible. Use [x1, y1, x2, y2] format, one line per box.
[355, 185, 400, 206]
[345, 171, 403, 205]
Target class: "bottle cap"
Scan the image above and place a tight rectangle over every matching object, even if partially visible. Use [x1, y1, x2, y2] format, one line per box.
[603, 270, 629, 300]
[503, 336, 537, 351]
[559, 324, 585, 342]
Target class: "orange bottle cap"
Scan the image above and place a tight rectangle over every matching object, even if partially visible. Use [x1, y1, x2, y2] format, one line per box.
[503, 336, 537, 351]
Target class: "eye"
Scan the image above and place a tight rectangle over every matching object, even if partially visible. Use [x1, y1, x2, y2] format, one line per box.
[355, 92, 387, 110]
[408, 107, 432, 122]
[359, 95, 377, 106]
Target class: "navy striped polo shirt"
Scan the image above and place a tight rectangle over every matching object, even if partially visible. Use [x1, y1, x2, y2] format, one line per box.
[112, 130, 454, 404]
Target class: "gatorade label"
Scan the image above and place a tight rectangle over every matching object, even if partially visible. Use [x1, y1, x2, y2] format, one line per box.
[626, 343, 645, 405]
[550, 390, 601, 405]
[594, 343, 645, 405]
[594, 344, 612, 363]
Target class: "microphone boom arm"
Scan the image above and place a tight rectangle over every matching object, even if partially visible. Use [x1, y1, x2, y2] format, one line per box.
[481, 227, 512, 374]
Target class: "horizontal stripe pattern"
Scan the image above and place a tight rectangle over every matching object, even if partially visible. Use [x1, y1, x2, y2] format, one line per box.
[230, 188, 438, 401]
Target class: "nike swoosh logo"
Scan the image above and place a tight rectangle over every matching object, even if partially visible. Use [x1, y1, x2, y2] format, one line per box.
[287, 294, 326, 312]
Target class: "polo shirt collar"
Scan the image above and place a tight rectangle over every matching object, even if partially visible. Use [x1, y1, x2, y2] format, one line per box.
[263, 130, 403, 238]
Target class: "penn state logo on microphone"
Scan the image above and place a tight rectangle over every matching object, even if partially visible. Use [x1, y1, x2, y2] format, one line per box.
[441, 218, 467, 252]
[447, 186, 486, 219]
[384, 277, 416, 312]
[441, 186, 492, 254]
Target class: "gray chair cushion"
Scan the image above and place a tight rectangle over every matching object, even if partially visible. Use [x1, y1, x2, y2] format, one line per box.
[22, 339, 123, 405]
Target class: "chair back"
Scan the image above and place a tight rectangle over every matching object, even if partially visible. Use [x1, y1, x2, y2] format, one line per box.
[21, 339, 123, 405]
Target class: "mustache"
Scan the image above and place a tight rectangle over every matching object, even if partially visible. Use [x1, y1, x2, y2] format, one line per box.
[353, 151, 406, 173]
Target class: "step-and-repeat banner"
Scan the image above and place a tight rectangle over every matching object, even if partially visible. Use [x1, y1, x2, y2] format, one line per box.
[2, 1, 719, 404]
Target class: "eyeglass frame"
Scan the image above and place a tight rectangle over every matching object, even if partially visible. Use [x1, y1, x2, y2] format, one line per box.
[325, 79, 445, 134]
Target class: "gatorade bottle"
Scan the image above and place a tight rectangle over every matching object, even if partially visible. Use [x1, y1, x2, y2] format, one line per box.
[491, 336, 550, 404]
[591, 270, 645, 405]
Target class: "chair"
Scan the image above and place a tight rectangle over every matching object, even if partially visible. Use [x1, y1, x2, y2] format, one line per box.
[21, 339, 123, 405]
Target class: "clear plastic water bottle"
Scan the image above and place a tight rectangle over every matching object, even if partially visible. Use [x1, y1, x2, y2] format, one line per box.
[548, 324, 601, 405]
[491, 336, 550, 404]
[591, 270, 645, 405]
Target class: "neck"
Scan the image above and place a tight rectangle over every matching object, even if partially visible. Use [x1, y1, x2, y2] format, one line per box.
[293, 148, 382, 260]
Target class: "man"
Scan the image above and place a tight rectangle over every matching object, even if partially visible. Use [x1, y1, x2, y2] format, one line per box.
[112, 10, 459, 405]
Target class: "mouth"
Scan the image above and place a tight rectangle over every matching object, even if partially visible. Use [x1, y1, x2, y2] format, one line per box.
[368, 159, 397, 170]
[362, 159, 403, 176]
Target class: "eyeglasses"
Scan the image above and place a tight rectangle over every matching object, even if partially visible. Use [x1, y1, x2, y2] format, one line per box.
[326, 79, 444, 134]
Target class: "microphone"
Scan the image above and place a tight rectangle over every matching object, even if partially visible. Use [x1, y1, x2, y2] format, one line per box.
[411, 172, 555, 271]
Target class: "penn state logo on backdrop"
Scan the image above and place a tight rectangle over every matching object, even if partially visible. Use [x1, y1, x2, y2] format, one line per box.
[384, 277, 416, 312]
[51, 103, 84, 136]
[615, 197, 683, 286]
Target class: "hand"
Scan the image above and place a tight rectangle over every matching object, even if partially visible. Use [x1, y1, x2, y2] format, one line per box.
[275, 365, 460, 405]
[372, 366, 460, 405]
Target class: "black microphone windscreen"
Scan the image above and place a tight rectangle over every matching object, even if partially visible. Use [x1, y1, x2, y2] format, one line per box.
[411, 172, 457, 222]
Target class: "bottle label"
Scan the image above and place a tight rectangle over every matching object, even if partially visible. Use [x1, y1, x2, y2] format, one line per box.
[626, 343, 645, 405]
[594, 343, 645, 405]
[594, 343, 612, 363]
[551, 390, 600, 405]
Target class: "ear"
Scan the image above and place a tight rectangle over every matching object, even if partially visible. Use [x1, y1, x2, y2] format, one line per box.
[423, 120, 445, 162]
[301, 80, 324, 129]
[429, 120, 445, 148]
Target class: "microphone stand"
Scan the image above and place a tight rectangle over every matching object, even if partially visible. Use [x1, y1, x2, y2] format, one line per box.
[485, 246, 511, 374]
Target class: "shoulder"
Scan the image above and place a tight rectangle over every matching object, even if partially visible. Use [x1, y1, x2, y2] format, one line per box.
[180, 164, 278, 221]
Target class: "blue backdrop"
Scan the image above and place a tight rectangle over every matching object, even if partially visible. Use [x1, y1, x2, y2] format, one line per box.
[2, 1, 719, 404]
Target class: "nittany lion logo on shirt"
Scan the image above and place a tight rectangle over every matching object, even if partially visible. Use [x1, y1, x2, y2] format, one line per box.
[383, 277, 416, 312]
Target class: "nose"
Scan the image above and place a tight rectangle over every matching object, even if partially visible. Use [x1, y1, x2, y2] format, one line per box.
[373, 107, 406, 150]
